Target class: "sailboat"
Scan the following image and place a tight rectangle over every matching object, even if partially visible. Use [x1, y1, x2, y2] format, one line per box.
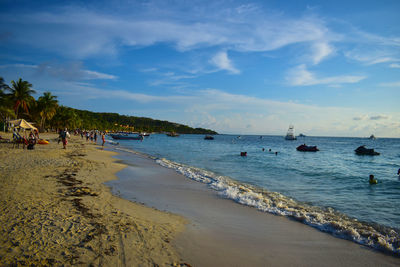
[285, 125, 297, 140]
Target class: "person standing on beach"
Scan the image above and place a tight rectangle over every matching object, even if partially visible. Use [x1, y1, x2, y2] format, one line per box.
[102, 133, 105, 146]
[61, 128, 70, 149]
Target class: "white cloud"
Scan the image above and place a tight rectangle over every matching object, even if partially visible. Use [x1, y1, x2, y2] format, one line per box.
[311, 42, 334, 64]
[83, 70, 117, 80]
[389, 63, 400, 68]
[344, 50, 399, 65]
[3, 61, 399, 136]
[0, 4, 338, 59]
[0, 62, 117, 81]
[353, 114, 390, 121]
[66, 86, 395, 136]
[379, 81, 400, 87]
[0, 64, 37, 69]
[286, 64, 366, 86]
[210, 51, 240, 74]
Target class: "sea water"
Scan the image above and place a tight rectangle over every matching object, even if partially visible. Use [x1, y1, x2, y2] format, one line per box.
[109, 134, 400, 255]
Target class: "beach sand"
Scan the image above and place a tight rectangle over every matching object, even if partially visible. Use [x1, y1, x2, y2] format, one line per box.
[0, 133, 187, 266]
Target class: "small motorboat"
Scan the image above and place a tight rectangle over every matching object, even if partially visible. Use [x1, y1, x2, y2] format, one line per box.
[296, 144, 319, 152]
[110, 133, 143, 140]
[204, 135, 214, 140]
[355, 145, 380, 156]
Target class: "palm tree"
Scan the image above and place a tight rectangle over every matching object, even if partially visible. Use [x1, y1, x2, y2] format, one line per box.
[37, 92, 58, 131]
[50, 106, 80, 130]
[8, 78, 36, 118]
[0, 77, 14, 131]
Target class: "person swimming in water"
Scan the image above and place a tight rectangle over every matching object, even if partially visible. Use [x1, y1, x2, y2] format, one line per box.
[369, 174, 378, 185]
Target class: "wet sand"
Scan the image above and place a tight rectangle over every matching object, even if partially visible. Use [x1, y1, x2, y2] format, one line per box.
[0, 133, 187, 266]
[110, 149, 400, 267]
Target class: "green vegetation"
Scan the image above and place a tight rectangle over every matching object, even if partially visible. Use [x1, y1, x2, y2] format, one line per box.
[0, 77, 217, 134]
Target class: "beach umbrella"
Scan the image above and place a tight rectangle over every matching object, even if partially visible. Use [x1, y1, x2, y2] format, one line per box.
[9, 119, 38, 131]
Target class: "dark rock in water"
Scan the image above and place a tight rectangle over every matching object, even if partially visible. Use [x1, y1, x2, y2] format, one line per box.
[240, 152, 247, 156]
[355, 145, 380, 156]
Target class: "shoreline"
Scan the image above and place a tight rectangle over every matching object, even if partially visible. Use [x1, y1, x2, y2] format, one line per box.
[109, 146, 400, 266]
[0, 133, 187, 266]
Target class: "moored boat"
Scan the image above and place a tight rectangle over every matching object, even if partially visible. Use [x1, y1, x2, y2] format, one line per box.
[204, 135, 214, 140]
[355, 145, 380, 156]
[285, 125, 297, 140]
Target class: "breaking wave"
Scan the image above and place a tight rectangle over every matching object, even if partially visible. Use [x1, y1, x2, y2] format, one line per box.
[156, 157, 400, 255]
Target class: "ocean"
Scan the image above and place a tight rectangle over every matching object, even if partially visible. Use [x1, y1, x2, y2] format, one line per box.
[108, 134, 400, 255]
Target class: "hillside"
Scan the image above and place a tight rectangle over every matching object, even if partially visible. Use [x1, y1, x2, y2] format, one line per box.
[52, 107, 218, 134]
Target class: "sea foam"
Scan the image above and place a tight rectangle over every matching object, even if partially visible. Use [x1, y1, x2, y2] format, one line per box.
[156, 157, 400, 255]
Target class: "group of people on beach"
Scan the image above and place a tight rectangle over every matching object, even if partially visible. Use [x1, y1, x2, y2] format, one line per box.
[73, 129, 107, 146]
[12, 128, 39, 149]
[8, 127, 108, 150]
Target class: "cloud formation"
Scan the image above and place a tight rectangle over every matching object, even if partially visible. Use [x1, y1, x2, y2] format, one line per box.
[379, 81, 400, 87]
[210, 51, 240, 74]
[1, 1, 399, 137]
[0, 3, 336, 60]
[311, 42, 334, 65]
[0, 63, 117, 81]
[353, 114, 390, 121]
[286, 64, 365, 86]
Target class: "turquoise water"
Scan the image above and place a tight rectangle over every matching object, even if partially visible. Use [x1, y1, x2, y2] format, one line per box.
[109, 134, 400, 254]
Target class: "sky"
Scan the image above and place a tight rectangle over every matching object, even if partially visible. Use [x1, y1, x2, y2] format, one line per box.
[0, 0, 399, 137]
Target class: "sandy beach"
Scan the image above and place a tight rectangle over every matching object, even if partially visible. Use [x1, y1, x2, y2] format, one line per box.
[1, 132, 399, 267]
[0, 133, 187, 266]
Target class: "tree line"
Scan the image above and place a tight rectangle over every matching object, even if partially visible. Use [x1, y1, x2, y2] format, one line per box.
[0, 77, 217, 134]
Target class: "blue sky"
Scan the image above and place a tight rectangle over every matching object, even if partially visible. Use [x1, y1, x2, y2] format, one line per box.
[0, 0, 399, 137]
